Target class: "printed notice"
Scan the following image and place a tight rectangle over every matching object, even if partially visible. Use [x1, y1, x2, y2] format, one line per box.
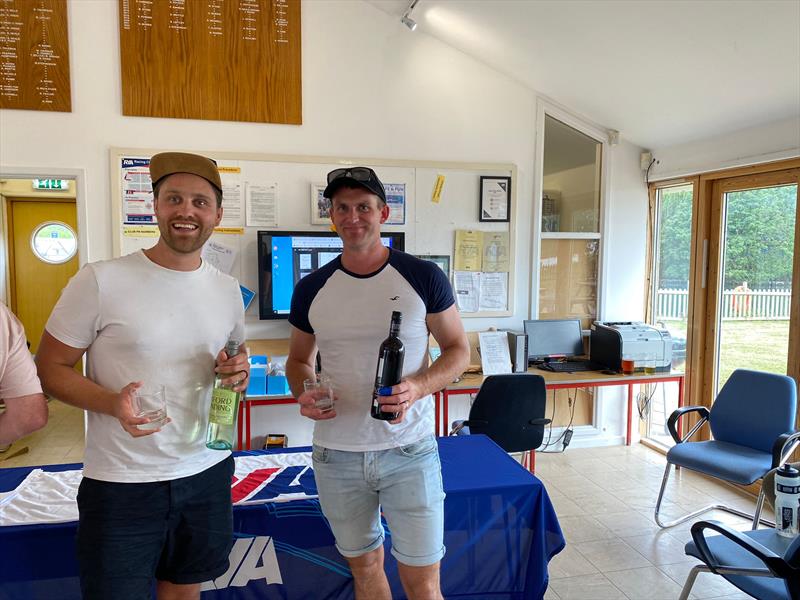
[384, 183, 406, 225]
[246, 183, 278, 226]
[202, 240, 237, 274]
[454, 230, 482, 271]
[454, 271, 480, 313]
[219, 166, 244, 228]
[479, 272, 508, 311]
[482, 232, 510, 272]
[478, 331, 512, 375]
[121, 157, 156, 224]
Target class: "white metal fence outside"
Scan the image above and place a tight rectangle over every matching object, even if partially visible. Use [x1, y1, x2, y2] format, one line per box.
[656, 288, 792, 320]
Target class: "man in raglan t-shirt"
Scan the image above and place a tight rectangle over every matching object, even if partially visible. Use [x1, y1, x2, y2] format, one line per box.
[286, 167, 470, 600]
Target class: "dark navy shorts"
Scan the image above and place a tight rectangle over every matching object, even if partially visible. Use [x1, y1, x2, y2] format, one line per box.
[76, 455, 234, 600]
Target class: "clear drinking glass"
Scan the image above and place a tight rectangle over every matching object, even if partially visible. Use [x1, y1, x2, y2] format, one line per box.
[133, 384, 168, 430]
[303, 375, 334, 412]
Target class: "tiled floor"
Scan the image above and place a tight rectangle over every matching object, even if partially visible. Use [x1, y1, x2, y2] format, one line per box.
[536, 444, 759, 600]
[1, 405, 760, 599]
[0, 399, 85, 468]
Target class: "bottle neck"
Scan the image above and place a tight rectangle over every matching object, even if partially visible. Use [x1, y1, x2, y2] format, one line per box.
[389, 322, 401, 337]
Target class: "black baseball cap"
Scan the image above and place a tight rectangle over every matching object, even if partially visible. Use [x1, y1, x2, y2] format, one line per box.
[323, 167, 386, 204]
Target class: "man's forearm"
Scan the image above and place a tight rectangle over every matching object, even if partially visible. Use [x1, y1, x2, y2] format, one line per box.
[0, 393, 48, 445]
[37, 363, 118, 416]
[285, 357, 315, 398]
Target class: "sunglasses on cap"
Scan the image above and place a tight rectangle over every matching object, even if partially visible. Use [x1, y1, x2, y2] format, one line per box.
[326, 167, 378, 184]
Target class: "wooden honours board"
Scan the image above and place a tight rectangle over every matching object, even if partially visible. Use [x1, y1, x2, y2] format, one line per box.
[0, 0, 71, 112]
[118, 0, 301, 124]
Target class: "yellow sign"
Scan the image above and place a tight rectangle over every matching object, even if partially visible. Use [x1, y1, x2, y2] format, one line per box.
[213, 227, 244, 235]
[217, 166, 241, 174]
[431, 175, 445, 203]
[123, 225, 159, 237]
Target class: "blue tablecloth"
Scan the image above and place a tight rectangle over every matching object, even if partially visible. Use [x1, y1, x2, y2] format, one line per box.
[0, 435, 564, 599]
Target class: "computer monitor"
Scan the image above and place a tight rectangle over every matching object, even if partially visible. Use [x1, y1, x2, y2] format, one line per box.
[257, 230, 405, 320]
[523, 319, 584, 362]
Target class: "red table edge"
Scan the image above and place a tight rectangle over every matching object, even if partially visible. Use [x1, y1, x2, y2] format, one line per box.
[435, 373, 685, 446]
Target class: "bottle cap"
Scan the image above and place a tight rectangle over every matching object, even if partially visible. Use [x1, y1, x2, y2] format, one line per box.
[391, 311, 402, 322]
[777, 464, 800, 478]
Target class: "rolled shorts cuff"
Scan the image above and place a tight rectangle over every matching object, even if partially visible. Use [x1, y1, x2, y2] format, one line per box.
[390, 543, 446, 567]
[335, 532, 385, 559]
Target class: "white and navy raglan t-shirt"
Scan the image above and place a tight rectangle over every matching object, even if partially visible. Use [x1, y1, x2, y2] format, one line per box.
[289, 249, 455, 451]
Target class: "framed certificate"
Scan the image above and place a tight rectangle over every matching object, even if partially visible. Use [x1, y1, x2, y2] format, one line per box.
[310, 183, 330, 225]
[479, 176, 511, 222]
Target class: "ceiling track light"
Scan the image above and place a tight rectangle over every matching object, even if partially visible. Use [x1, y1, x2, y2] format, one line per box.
[401, 0, 420, 31]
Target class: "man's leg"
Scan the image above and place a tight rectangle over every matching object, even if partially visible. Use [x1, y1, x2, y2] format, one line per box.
[156, 581, 200, 600]
[346, 545, 392, 600]
[397, 562, 443, 600]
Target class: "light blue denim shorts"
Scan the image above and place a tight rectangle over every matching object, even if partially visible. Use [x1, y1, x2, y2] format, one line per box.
[311, 434, 446, 567]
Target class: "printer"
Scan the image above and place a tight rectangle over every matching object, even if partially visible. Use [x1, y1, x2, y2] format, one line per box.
[590, 321, 673, 372]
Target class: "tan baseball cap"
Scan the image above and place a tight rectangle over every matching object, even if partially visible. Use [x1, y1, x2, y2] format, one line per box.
[149, 152, 222, 194]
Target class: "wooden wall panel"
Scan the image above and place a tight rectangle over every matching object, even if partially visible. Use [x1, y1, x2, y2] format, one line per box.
[118, 0, 301, 124]
[0, 0, 71, 112]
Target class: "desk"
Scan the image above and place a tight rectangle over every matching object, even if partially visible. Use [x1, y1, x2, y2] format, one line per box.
[0, 435, 565, 600]
[435, 369, 685, 445]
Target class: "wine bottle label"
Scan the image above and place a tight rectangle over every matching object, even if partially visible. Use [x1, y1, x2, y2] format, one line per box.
[375, 356, 385, 385]
[209, 388, 238, 425]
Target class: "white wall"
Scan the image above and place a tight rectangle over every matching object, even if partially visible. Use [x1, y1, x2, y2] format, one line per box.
[0, 0, 653, 447]
[649, 116, 800, 180]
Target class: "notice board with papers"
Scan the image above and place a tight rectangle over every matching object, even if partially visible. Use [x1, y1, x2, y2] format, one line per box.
[110, 148, 516, 335]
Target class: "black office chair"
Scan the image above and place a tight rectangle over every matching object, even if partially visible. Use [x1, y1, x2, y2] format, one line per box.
[450, 374, 551, 472]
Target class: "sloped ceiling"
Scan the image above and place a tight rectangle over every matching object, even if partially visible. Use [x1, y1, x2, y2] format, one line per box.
[366, 0, 800, 150]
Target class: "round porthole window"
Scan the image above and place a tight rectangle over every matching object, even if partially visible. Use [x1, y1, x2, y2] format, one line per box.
[30, 221, 78, 264]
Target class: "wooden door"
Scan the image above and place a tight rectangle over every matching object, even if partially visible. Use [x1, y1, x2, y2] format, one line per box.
[8, 199, 78, 353]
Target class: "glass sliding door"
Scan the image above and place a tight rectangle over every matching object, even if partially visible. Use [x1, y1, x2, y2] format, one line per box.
[714, 180, 797, 392]
[645, 182, 695, 446]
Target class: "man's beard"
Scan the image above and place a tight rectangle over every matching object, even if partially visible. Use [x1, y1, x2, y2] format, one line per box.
[158, 219, 214, 254]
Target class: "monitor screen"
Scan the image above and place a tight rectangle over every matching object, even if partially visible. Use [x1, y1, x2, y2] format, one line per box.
[257, 231, 405, 320]
[523, 319, 584, 361]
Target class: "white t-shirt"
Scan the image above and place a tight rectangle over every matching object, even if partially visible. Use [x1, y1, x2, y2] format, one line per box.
[46, 250, 244, 483]
[289, 249, 455, 451]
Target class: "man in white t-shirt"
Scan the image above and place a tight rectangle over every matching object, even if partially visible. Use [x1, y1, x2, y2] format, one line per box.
[36, 152, 249, 600]
[0, 302, 48, 447]
[286, 167, 470, 600]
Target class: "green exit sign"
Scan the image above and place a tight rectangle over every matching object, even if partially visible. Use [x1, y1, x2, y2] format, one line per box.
[32, 179, 69, 190]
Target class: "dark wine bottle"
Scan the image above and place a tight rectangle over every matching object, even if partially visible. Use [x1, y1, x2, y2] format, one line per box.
[371, 311, 404, 421]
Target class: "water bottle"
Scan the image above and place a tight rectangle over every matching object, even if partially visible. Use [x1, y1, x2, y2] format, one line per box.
[774, 463, 800, 537]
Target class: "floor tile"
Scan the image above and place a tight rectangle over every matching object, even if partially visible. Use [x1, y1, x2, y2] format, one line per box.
[548, 573, 626, 600]
[658, 561, 747, 599]
[548, 543, 599, 579]
[605, 565, 685, 599]
[557, 514, 617, 543]
[573, 538, 652, 572]
[620, 530, 692, 565]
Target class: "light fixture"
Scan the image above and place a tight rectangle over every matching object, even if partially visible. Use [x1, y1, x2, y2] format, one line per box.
[401, 0, 420, 31]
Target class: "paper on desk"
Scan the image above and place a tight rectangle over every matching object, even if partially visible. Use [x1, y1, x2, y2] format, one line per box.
[478, 331, 512, 375]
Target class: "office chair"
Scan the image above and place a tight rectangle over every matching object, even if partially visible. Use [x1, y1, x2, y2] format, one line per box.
[678, 520, 800, 600]
[449, 374, 551, 472]
[655, 369, 800, 529]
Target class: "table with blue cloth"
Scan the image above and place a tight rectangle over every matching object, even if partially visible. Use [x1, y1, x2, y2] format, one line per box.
[0, 435, 564, 599]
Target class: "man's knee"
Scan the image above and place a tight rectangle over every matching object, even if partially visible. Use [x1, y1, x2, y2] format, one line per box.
[347, 546, 385, 578]
[397, 562, 442, 600]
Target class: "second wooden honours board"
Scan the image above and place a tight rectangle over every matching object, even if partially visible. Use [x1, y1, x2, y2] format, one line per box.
[118, 0, 301, 124]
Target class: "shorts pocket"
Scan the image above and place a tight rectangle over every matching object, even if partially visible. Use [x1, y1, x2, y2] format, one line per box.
[397, 436, 437, 458]
[312, 444, 330, 464]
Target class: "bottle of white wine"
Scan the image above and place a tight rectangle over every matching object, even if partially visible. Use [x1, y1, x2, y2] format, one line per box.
[206, 340, 242, 450]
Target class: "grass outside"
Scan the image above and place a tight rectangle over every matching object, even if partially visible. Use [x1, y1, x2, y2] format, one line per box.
[647, 319, 790, 446]
[663, 319, 790, 388]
